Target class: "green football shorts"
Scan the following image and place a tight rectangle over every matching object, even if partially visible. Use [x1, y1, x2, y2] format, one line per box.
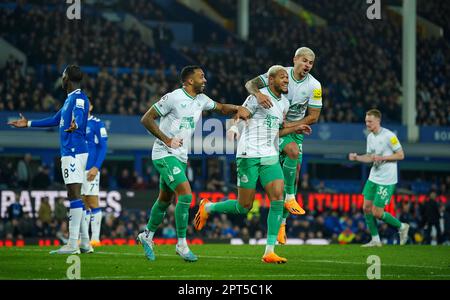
[236, 156, 284, 189]
[153, 156, 188, 192]
[362, 180, 396, 208]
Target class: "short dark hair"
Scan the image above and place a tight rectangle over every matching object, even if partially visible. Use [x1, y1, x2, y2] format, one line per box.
[366, 109, 382, 119]
[180, 65, 202, 83]
[65, 65, 83, 83]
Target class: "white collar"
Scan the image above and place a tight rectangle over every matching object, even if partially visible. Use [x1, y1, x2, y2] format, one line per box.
[67, 88, 81, 96]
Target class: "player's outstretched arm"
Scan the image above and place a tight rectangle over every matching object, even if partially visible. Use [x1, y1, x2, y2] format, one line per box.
[244, 76, 272, 109]
[141, 106, 182, 149]
[8, 110, 62, 128]
[213, 103, 239, 115]
[213, 103, 251, 120]
[8, 113, 28, 128]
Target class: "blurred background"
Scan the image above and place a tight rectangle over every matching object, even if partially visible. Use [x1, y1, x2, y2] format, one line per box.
[0, 0, 449, 247]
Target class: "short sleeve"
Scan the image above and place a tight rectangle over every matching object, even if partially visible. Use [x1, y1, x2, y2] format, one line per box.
[387, 133, 402, 152]
[152, 93, 172, 117]
[202, 94, 216, 111]
[366, 136, 374, 154]
[242, 95, 258, 115]
[258, 73, 269, 87]
[308, 80, 322, 109]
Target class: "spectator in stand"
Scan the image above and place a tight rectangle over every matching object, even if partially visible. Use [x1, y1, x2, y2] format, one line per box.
[7, 197, 23, 221]
[117, 168, 134, 189]
[420, 191, 442, 244]
[17, 153, 33, 188]
[38, 197, 52, 236]
[54, 197, 67, 223]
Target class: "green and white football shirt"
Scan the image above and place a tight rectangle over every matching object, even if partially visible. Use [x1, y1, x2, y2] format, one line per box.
[366, 127, 402, 185]
[151, 88, 216, 162]
[237, 87, 290, 158]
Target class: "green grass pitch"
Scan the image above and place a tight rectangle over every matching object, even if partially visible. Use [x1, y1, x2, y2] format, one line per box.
[1, 245, 449, 280]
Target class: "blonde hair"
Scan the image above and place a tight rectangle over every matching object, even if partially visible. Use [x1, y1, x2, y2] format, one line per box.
[366, 109, 382, 120]
[267, 65, 286, 78]
[294, 47, 315, 59]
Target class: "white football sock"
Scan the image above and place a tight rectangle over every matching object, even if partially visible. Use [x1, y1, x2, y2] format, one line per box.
[68, 200, 83, 248]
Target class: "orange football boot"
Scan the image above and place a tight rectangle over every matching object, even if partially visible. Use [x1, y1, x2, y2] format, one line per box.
[194, 198, 210, 231]
[284, 198, 305, 215]
[261, 252, 287, 264]
[277, 224, 287, 245]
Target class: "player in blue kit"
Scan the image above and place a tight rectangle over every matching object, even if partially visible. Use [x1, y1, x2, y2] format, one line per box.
[9, 65, 91, 254]
[80, 103, 108, 249]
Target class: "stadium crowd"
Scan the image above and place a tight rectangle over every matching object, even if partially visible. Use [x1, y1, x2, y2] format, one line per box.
[0, 0, 449, 125]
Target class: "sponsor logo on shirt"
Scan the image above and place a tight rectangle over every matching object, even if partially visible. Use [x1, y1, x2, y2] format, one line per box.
[264, 115, 279, 129]
[179, 116, 195, 129]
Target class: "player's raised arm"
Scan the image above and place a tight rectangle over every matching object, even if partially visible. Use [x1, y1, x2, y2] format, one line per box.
[141, 106, 182, 149]
[245, 75, 272, 109]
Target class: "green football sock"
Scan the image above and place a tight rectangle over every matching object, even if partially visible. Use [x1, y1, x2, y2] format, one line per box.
[175, 194, 192, 238]
[381, 212, 401, 229]
[146, 199, 171, 232]
[364, 213, 379, 236]
[283, 157, 298, 195]
[209, 200, 249, 214]
[267, 200, 284, 246]
[282, 207, 289, 219]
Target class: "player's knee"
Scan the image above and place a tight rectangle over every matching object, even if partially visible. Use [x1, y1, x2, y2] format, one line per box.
[285, 143, 300, 159]
[372, 208, 383, 219]
[158, 191, 174, 203]
[270, 186, 284, 201]
[238, 202, 252, 213]
[363, 205, 372, 215]
[175, 181, 192, 196]
[67, 184, 81, 200]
